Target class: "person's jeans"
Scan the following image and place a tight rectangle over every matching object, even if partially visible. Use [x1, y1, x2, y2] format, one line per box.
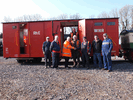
[82, 52, 89, 67]
[93, 53, 102, 68]
[52, 52, 59, 68]
[103, 53, 112, 70]
[65, 57, 69, 68]
[45, 51, 51, 67]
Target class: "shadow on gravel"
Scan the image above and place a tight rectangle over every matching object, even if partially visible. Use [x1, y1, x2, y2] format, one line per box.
[20, 61, 97, 70]
[20, 60, 133, 72]
[112, 60, 133, 72]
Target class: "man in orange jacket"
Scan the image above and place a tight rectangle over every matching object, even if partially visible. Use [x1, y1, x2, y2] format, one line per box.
[62, 37, 76, 68]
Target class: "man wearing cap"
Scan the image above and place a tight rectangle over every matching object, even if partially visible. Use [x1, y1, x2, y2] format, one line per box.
[71, 35, 81, 68]
[62, 37, 76, 68]
[92, 35, 102, 69]
[42, 37, 51, 68]
[102, 33, 113, 72]
[50, 35, 60, 68]
[81, 37, 91, 68]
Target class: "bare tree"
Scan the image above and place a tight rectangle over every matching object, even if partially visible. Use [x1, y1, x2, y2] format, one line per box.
[32, 14, 42, 21]
[57, 14, 68, 20]
[97, 11, 110, 18]
[119, 5, 133, 31]
[89, 15, 95, 18]
[3, 16, 12, 22]
[110, 8, 119, 18]
[69, 13, 81, 19]
[131, 7, 133, 29]
[11, 14, 43, 22]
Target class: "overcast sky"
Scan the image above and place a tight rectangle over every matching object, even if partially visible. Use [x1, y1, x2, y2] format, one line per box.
[0, 0, 132, 32]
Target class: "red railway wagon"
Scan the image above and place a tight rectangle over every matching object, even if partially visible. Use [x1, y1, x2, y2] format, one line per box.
[2, 18, 119, 62]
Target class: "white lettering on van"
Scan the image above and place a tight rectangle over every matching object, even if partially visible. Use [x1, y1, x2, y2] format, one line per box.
[94, 29, 104, 32]
[33, 31, 40, 35]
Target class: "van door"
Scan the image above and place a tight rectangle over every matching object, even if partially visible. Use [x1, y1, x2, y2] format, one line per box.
[3, 23, 19, 58]
[19, 23, 30, 57]
[78, 19, 86, 43]
[29, 22, 44, 57]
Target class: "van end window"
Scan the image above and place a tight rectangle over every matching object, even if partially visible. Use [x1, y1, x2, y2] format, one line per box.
[107, 22, 115, 26]
[94, 22, 103, 26]
[12, 26, 17, 29]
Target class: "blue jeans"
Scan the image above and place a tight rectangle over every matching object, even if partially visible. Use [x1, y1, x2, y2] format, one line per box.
[103, 53, 112, 70]
[93, 53, 102, 68]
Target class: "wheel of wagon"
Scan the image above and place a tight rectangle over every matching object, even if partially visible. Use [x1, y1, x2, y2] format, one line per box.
[33, 58, 42, 63]
[17, 60, 24, 63]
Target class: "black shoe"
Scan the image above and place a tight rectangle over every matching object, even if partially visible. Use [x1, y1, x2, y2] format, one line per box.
[99, 67, 102, 69]
[108, 70, 112, 72]
[93, 66, 96, 68]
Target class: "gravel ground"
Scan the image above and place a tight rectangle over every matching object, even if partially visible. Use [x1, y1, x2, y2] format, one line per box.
[0, 57, 133, 100]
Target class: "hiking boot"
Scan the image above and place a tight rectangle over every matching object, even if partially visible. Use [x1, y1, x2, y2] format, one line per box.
[108, 70, 112, 72]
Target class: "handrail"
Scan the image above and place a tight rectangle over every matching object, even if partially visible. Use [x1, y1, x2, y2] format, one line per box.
[29, 31, 31, 46]
[16, 31, 18, 46]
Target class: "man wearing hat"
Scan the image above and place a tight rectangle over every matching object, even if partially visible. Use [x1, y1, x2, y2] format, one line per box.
[102, 33, 113, 72]
[42, 36, 51, 68]
[81, 37, 91, 68]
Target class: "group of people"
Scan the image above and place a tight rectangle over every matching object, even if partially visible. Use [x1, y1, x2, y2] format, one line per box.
[42, 29, 113, 72]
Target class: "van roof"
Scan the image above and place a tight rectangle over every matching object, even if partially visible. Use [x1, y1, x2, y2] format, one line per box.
[2, 17, 119, 24]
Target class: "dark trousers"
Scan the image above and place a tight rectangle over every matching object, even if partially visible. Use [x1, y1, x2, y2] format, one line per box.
[45, 51, 51, 67]
[65, 57, 69, 68]
[52, 52, 60, 68]
[93, 53, 102, 68]
[72, 50, 80, 63]
[82, 52, 89, 67]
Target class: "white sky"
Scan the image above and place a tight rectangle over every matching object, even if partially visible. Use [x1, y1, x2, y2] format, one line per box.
[0, 0, 50, 33]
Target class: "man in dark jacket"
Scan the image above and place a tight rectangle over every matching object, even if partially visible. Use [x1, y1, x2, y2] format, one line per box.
[92, 35, 102, 69]
[50, 35, 60, 68]
[81, 37, 91, 68]
[42, 37, 51, 68]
